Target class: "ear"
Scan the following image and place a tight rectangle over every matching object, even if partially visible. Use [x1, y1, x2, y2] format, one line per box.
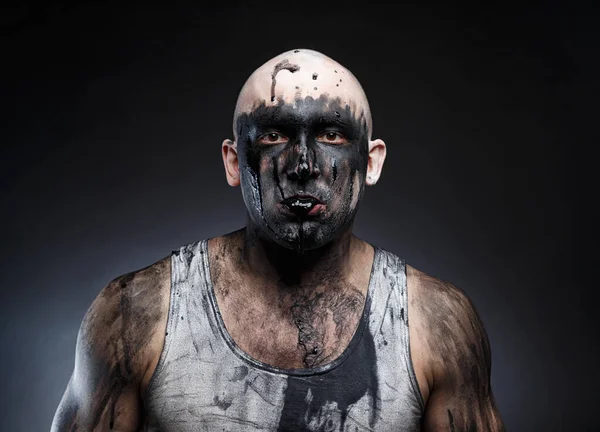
[366, 138, 386, 186]
[222, 139, 240, 187]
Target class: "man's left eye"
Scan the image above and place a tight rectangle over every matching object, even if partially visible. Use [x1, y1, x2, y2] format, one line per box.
[317, 132, 348, 145]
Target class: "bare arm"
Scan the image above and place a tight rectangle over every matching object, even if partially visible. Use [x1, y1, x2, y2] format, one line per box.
[51, 258, 170, 431]
[409, 267, 505, 431]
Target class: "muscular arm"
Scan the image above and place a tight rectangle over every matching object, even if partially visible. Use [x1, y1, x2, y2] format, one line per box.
[51, 258, 170, 431]
[409, 267, 505, 431]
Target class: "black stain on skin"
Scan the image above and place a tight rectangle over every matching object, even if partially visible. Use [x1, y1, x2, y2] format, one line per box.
[235, 95, 369, 253]
[448, 409, 456, 432]
[312, 72, 318, 80]
[413, 272, 505, 431]
[272, 156, 285, 199]
[332, 159, 337, 183]
[278, 309, 379, 431]
[287, 279, 364, 368]
[70, 260, 167, 430]
[271, 59, 301, 102]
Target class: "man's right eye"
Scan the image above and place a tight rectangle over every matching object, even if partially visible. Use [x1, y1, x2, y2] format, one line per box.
[257, 132, 289, 145]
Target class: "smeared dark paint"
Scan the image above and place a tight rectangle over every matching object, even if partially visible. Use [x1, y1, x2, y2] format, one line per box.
[448, 409, 456, 432]
[271, 59, 301, 102]
[332, 159, 337, 183]
[235, 95, 369, 252]
[414, 276, 504, 430]
[230, 365, 249, 382]
[214, 394, 233, 411]
[278, 315, 379, 431]
[75, 264, 166, 431]
[272, 156, 285, 199]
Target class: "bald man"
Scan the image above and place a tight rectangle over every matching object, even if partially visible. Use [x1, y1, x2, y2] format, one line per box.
[52, 49, 504, 431]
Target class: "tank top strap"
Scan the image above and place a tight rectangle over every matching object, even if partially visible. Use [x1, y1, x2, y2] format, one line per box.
[367, 248, 406, 338]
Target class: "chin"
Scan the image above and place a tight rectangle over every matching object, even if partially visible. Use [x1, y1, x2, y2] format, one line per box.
[266, 219, 337, 252]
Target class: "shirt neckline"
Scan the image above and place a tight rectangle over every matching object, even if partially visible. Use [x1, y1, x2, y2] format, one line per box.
[201, 238, 378, 377]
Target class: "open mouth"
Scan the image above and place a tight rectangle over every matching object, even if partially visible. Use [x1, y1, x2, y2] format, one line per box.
[281, 195, 325, 218]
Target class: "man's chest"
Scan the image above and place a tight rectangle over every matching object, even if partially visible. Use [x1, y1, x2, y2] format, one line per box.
[213, 277, 367, 370]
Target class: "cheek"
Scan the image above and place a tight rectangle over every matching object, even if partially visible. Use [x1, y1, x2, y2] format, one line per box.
[259, 157, 271, 175]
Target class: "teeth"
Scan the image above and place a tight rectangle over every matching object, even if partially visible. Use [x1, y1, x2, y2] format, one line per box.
[291, 199, 314, 209]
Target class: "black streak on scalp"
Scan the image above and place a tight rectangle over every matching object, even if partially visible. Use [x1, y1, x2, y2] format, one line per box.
[271, 59, 301, 102]
[277, 313, 379, 431]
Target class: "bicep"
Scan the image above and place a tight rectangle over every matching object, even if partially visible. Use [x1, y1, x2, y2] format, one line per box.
[414, 276, 504, 431]
[51, 288, 144, 431]
[421, 379, 504, 431]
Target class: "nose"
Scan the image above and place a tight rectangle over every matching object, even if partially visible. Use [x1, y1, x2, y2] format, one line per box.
[286, 138, 320, 182]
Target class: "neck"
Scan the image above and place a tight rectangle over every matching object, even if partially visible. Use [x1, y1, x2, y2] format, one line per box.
[241, 217, 358, 289]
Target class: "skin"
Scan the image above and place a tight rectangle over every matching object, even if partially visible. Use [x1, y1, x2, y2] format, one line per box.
[52, 49, 504, 431]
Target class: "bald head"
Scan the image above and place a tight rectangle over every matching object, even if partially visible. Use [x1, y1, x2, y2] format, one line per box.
[234, 49, 373, 139]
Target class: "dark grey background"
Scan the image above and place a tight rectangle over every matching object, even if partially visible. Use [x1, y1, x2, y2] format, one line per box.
[1, 2, 592, 431]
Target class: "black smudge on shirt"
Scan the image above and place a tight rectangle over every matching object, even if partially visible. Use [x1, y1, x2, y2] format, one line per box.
[277, 315, 379, 431]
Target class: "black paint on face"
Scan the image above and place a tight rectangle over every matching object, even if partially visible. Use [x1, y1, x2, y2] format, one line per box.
[235, 95, 370, 252]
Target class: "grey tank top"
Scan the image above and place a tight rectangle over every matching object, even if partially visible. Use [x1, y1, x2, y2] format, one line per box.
[143, 239, 424, 431]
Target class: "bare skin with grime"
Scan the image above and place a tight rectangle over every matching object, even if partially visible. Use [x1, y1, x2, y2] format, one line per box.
[52, 49, 505, 431]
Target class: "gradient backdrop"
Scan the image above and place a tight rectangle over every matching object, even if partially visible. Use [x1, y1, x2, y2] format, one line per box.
[1, 2, 591, 431]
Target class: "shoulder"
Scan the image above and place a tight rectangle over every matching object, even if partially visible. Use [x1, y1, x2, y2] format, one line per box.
[52, 255, 173, 431]
[80, 254, 172, 388]
[406, 265, 491, 402]
[407, 265, 483, 326]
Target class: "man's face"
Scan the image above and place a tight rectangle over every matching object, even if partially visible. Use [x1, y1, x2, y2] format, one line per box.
[236, 95, 369, 251]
